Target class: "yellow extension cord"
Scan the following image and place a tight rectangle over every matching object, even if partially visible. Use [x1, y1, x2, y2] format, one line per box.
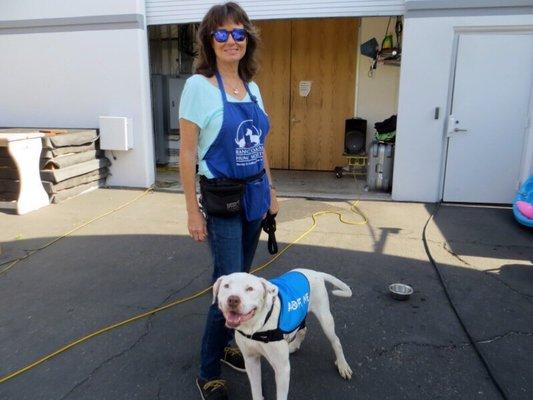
[0, 188, 155, 277]
[0, 191, 367, 384]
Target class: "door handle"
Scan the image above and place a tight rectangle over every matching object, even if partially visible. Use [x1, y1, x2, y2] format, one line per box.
[447, 116, 468, 137]
[291, 118, 301, 123]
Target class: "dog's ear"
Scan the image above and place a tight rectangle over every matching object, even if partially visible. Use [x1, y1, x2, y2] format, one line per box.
[212, 276, 225, 304]
[261, 278, 278, 302]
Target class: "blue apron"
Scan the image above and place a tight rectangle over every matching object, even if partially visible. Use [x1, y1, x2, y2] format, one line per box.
[270, 271, 310, 333]
[203, 71, 271, 221]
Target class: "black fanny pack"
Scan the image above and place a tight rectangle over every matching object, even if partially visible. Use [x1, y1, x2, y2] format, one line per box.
[199, 170, 265, 217]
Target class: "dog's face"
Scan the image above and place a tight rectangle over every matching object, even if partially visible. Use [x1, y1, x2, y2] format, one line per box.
[213, 272, 278, 329]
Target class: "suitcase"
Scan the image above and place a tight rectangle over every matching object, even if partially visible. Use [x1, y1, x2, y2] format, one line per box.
[367, 142, 394, 191]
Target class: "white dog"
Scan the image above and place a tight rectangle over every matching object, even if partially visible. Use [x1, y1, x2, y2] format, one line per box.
[213, 268, 353, 400]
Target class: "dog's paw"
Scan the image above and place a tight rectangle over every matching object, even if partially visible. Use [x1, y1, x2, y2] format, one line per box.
[335, 360, 353, 380]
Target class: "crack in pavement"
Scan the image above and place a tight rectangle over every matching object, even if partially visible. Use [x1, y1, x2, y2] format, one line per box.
[374, 340, 471, 355]
[446, 239, 533, 251]
[355, 340, 473, 371]
[483, 271, 533, 301]
[59, 318, 154, 400]
[58, 266, 210, 399]
[443, 243, 472, 266]
[440, 243, 533, 301]
[337, 333, 533, 372]
[475, 331, 533, 344]
[357, 340, 472, 367]
[158, 266, 211, 306]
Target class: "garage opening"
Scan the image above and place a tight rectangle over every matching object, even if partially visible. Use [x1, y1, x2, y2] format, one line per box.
[147, 16, 402, 200]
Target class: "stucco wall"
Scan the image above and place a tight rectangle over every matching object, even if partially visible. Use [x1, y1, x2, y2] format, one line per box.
[0, 0, 154, 188]
[0, 0, 141, 20]
[393, 12, 533, 202]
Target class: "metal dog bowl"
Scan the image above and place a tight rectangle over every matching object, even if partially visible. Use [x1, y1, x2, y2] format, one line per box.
[389, 283, 413, 301]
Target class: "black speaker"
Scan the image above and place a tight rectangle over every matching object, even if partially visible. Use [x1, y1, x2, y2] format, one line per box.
[344, 118, 366, 155]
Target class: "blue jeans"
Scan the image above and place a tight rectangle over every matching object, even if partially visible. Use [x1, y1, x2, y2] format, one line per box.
[200, 213, 263, 380]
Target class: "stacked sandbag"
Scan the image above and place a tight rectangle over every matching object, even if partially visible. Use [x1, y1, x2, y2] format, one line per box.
[39, 129, 111, 203]
[0, 149, 19, 202]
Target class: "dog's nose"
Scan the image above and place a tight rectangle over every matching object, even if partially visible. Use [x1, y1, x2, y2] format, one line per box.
[227, 295, 241, 309]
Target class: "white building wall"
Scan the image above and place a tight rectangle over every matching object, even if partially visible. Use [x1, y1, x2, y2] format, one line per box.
[356, 17, 401, 150]
[393, 10, 533, 202]
[0, 0, 154, 188]
[4, 0, 532, 198]
[145, 0, 405, 25]
[526, 91, 533, 177]
[0, 0, 141, 20]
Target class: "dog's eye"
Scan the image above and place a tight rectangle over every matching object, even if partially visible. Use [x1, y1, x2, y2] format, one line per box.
[223, 284, 229, 289]
[246, 287, 254, 292]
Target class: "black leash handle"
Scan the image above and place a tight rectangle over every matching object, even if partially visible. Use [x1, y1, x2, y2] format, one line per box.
[262, 212, 278, 254]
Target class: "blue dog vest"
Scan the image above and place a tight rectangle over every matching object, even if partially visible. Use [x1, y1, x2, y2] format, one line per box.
[270, 271, 310, 333]
[237, 271, 310, 343]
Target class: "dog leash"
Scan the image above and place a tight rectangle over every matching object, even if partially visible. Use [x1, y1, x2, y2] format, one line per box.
[261, 211, 278, 254]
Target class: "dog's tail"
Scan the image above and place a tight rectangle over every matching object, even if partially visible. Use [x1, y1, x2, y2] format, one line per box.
[320, 272, 352, 297]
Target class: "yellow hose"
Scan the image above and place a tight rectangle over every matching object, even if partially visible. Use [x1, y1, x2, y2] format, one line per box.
[0, 187, 154, 277]
[0, 197, 367, 384]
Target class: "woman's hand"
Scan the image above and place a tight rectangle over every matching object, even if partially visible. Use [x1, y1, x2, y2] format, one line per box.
[269, 188, 279, 215]
[188, 208, 207, 242]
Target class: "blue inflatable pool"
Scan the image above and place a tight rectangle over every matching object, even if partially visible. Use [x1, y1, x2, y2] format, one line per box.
[513, 175, 533, 228]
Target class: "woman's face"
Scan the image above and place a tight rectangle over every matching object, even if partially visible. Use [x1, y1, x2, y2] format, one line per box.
[211, 20, 247, 65]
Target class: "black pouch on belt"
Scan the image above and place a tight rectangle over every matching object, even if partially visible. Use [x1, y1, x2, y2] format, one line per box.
[199, 170, 266, 217]
[199, 176, 244, 217]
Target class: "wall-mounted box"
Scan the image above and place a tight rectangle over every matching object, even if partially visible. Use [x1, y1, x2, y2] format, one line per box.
[99, 116, 133, 151]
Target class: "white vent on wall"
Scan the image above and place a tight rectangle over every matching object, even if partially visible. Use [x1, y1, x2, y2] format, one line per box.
[99, 116, 133, 151]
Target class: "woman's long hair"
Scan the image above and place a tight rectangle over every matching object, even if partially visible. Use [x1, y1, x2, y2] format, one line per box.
[194, 2, 260, 81]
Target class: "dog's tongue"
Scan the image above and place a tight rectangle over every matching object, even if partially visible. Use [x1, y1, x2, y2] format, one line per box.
[225, 310, 253, 328]
[226, 311, 243, 327]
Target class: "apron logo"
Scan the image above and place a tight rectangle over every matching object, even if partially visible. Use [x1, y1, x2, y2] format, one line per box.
[235, 119, 262, 148]
[235, 119, 264, 166]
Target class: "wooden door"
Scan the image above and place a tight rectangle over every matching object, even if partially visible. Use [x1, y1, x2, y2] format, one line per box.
[254, 20, 291, 169]
[290, 18, 357, 170]
[255, 18, 357, 171]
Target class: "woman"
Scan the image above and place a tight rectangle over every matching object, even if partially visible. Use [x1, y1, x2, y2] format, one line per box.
[179, 2, 278, 399]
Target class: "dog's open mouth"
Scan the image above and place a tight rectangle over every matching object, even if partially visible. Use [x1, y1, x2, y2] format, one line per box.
[224, 308, 256, 328]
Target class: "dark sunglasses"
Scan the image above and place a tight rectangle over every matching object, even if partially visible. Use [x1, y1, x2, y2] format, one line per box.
[212, 28, 247, 43]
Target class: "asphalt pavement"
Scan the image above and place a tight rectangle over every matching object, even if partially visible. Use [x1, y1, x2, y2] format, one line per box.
[0, 189, 531, 400]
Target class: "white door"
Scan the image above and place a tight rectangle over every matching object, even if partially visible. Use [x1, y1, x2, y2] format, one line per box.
[443, 33, 533, 203]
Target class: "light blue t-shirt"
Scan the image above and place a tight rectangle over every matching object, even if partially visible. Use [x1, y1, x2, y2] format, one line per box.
[179, 74, 266, 178]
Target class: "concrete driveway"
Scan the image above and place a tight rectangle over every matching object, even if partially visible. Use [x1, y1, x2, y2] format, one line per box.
[0, 188, 531, 399]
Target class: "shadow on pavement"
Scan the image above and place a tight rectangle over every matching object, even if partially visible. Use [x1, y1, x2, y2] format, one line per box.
[1, 229, 531, 400]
